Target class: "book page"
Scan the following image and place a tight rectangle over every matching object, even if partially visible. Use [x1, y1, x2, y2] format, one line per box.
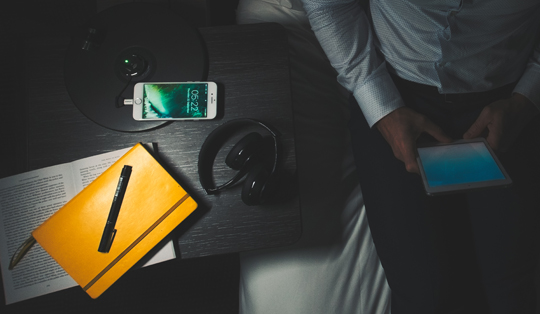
[0, 147, 176, 304]
[70, 148, 131, 192]
[0, 164, 78, 304]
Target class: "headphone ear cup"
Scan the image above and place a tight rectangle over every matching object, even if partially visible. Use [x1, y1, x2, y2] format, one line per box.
[225, 132, 264, 170]
[242, 163, 273, 206]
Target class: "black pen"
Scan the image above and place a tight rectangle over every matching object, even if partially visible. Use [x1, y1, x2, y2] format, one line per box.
[98, 165, 132, 253]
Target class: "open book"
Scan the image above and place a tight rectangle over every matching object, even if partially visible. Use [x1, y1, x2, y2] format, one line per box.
[0, 147, 177, 304]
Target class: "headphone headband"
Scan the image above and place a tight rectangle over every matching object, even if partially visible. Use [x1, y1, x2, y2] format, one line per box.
[198, 119, 280, 195]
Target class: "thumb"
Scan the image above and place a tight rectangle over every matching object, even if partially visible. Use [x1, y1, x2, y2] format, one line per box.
[464, 114, 489, 139]
[424, 120, 452, 143]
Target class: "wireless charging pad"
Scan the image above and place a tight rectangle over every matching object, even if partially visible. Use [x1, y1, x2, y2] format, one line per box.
[64, 3, 208, 132]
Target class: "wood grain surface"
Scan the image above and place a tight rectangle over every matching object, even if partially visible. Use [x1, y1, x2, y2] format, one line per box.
[24, 23, 301, 258]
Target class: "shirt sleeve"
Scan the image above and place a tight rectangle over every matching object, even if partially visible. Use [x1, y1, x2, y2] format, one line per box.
[513, 30, 540, 111]
[301, 0, 404, 127]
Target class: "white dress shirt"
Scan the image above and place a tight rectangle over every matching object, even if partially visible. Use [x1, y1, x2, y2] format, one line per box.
[301, 0, 540, 127]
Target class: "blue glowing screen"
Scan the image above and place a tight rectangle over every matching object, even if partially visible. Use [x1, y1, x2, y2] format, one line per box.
[417, 142, 505, 187]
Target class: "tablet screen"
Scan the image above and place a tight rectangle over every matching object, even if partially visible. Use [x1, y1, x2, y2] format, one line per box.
[417, 142, 506, 187]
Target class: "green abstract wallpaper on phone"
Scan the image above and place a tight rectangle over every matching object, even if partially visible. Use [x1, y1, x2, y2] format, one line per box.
[143, 83, 208, 119]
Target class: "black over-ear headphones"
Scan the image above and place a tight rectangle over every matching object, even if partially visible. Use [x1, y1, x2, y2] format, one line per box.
[198, 119, 281, 206]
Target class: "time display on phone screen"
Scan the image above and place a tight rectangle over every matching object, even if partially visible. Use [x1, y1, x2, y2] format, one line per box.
[142, 83, 208, 119]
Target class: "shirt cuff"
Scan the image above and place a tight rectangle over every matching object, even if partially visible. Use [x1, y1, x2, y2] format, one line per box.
[352, 69, 404, 127]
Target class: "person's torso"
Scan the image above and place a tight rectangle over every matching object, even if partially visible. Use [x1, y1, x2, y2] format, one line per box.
[370, 0, 540, 93]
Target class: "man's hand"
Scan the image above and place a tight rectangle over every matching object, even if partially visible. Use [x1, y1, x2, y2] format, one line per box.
[375, 107, 452, 174]
[463, 93, 539, 152]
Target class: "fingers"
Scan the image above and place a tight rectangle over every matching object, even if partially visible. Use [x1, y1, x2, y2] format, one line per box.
[376, 108, 419, 173]
[403, 148, 420, 174]
[397, 116, 450, 174]
[376, 107, 452, 174]
[463, 104, 503, 151]
[390, 135, 420, 174]
[405, 118, 451, 173]
[422, 118, 453, 144]
[463, 109, 490, 140]
[485, 123, 503, 151]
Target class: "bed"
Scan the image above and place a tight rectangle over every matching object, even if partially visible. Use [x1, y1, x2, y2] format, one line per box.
[236, 1, 392, 313]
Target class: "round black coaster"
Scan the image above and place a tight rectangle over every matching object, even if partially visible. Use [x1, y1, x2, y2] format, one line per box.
[64, 3, 208, 132]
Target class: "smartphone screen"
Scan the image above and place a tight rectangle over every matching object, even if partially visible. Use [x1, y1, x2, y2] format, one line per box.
[142, 83, 209, 119]
[417, 141, 506, 187]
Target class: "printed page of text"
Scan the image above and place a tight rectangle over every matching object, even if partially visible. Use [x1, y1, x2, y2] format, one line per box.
[0, 164, 78, 304]
[0, 146, 176, 304]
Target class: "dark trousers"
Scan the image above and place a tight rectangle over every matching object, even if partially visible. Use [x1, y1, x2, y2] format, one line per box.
[348, 76, 540, 314]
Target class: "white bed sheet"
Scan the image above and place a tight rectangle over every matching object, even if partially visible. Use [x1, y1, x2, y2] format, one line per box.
[236, 1, 391, 313]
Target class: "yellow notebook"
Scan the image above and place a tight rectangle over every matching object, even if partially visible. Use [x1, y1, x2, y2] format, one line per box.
[31, 143, 197, 298]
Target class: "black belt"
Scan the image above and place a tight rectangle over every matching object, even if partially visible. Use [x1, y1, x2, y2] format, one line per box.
[392, 75, 516, 104]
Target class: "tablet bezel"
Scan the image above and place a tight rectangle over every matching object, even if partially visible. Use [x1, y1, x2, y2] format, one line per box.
[416, 138, 513, 196]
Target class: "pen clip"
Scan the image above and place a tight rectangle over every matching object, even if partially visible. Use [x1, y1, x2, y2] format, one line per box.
[9, 236, 37, 270]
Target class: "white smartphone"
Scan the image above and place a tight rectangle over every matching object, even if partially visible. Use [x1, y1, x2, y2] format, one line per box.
[416, 138, 512, 196]
[132, 82, 217, 121]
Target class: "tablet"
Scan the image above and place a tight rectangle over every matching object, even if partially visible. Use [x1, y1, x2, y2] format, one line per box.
[416, 138, 512, 196]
